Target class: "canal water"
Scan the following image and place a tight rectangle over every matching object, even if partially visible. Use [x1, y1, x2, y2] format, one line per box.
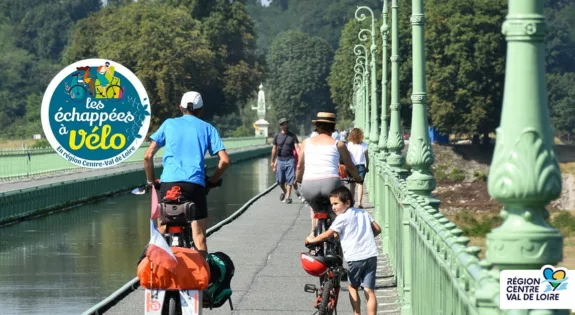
[0, 157, 275, 315]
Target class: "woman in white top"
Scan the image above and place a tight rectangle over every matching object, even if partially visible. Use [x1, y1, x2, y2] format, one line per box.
[346, 128, 369, 208]
[296, 112, 363, 236]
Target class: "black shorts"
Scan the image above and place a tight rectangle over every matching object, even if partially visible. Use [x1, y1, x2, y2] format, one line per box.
[159, 182, 208, 220]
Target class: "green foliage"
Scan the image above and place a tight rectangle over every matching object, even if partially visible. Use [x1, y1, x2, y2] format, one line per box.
[424, 0, 507, 136]
[0, 0, 261, 138]
[266, 30, 334, 134]
[67, 2, 218, 126]
[187, 0, 263, 117]
[335, 119, 354, 131]
[433, 167, 447, 182]
[449, 168, 466, 182]
[328, 19, 373, 122]
[64, 0, 262, 129]
[550, 211, 575, 237]
[454, 211, 502, 237]
[231, 125, 253, 138]
[545, 2, 575, 74]
[473, 169, 487, 182]
[246, 0, 381, 56]
[31, 139, 50, 148]
[547, 72, 575, 137]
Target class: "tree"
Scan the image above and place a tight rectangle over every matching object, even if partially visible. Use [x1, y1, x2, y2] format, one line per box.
[163, 0, 263, 118]
[328, 18, 375, 122]
[65, 2, 217, 127]
[246, 0, 381, 57]
[3, 0, 102, 61]
[0, 23, 33, 131]
[546, 1, 575, 74]
[267, 30, 334, 133]
[547, 73, 575, 139]
[424, 0, 507, 138]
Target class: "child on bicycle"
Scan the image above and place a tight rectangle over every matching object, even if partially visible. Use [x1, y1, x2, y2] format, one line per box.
[305, 186, 381, 315]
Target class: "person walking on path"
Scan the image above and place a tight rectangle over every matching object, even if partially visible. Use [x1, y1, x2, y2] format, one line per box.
[144, 91, 230, 258]
[296, 112, 362, 236]
[292, 147, 304, 201]
[346, 128, 369, 208]
[306, 186, 381, 315]
[270, 118, 300, 203]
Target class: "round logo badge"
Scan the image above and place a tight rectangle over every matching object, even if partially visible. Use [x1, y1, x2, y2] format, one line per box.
[41, 59, 151, 168]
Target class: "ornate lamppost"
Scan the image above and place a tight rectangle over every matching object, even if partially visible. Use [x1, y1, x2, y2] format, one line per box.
[378, 0, 390, 160]
[354, 45, 369, 131]
[386, 0, 405, 171]
[355, 6, 379, 151]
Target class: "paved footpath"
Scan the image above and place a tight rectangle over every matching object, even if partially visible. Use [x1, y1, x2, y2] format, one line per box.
[0, 146, 266, 194]
[105, 187, 400, 314]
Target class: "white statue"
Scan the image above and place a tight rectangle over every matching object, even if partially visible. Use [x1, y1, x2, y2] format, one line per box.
[252, 83, 270, 120]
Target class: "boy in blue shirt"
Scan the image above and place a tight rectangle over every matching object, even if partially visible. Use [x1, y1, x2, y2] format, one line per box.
[306, 186, 381, 315]
[144, 91, 230, 257]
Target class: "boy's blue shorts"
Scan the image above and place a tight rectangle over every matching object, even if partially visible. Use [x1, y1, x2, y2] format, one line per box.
[347, 256, 377, 289]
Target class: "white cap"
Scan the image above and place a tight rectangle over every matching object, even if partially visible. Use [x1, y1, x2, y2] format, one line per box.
[180, 91, 203, 109]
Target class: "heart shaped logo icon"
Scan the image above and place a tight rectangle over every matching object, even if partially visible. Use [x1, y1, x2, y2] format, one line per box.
[543, 267, 567, 291]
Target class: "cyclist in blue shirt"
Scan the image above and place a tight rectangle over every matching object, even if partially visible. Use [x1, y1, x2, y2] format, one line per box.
[144, 91, 230, 257]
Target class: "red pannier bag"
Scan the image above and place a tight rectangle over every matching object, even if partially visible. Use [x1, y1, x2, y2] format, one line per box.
[137, 247, 210, 290]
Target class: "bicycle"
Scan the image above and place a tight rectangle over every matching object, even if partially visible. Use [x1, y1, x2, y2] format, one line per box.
[300, 177, 359, 315]
[135, 176, 223, 315]
[66, 72, 88, 102]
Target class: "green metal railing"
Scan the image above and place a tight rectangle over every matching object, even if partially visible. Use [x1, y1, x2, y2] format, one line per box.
[0, 136, 268, 181]
[354, 0, 566, 314]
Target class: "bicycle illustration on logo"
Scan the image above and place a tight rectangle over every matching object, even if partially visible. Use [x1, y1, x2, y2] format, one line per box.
[64, 61, 124, 102]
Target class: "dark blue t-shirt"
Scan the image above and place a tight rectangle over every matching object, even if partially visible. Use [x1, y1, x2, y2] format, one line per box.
[150, 115, 225, 186]
[273, 131, 298, 161]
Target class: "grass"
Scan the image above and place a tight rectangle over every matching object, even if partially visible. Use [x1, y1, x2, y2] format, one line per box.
[448, 210, 575, 270]
[0, 139, 38, 149]
[560, 162, 575, 175]
[473, 169, 487, 182]
[452, 211, 502, 237]
[433, 165, 467, 182]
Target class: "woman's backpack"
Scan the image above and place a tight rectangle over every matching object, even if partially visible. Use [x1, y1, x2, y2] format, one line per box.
[203, 252, 235, 309]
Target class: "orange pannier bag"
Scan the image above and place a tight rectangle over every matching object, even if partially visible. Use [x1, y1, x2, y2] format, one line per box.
[137, 247, 210, 290]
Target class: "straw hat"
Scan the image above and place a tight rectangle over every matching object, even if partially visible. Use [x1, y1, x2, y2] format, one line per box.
[312, 112, 336, 124]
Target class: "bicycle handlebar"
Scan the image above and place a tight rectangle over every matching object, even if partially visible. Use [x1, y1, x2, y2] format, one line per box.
[305, 239, 337, 248]
[341, 177, 363, 184]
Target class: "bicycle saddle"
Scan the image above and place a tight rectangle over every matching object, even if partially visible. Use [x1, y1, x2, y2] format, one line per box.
[324, 254, 343, 266]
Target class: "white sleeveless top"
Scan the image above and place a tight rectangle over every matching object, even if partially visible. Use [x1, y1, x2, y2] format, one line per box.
[346, 142, 368, 165]
[303, 142, 340, 180]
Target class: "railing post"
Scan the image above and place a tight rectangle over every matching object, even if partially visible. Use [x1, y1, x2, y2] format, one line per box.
[404, 0, 435, 312]
[485, 0, 565, 289]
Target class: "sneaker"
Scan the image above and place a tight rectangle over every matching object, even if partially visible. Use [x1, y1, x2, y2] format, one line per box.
[282, 199, 287, 203]
[286, 198, 293, 204]
[280, 192, 285, 201]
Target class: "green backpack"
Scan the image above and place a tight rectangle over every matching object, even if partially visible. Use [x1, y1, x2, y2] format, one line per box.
[203, 252, 235, 309]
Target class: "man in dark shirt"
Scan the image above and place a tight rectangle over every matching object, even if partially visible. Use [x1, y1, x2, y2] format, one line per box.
[270, 118, 300, 203]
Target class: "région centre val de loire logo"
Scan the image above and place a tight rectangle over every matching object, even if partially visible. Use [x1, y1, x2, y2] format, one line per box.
[41, 59, 151, 168]
[500, 265, 575, 311]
